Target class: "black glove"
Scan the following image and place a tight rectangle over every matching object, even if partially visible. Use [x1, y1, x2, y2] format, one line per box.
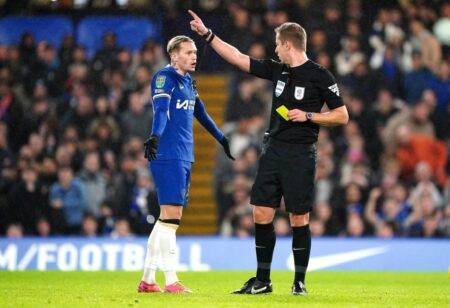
[220, 137, 235, 160]
[144, 135, 159, 161]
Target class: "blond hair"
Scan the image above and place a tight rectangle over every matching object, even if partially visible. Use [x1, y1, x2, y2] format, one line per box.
[166, 35, 195, 54]
[275, 22, 307, 51]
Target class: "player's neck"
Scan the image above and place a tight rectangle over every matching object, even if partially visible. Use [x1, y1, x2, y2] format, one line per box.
[171, 63, 188, 76]
[176, 68, 188, 76]
[288, 51, 308, 68]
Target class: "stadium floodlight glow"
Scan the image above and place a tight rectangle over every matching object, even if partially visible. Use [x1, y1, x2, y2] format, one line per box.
[74, 0, 89, 8]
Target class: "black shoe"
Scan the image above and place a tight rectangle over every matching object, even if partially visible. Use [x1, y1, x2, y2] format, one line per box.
[292, 281, 308, 296]
[232, 277, 273, 294]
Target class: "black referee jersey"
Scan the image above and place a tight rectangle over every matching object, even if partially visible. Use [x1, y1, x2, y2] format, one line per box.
[249, 58, 344, 144]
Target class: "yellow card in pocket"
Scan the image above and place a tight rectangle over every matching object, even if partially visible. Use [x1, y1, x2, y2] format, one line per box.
[276, 105, 290, 121]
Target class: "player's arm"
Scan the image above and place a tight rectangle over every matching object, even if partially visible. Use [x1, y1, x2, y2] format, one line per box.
[151, 96, 170, 137]
[194, 96, 234, 160]
[144, 74, 174, 161]
[189, 10, 250, 73]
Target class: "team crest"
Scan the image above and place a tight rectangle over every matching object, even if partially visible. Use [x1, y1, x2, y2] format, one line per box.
[156, 75, 166, 88]
[275, 80, 286, 97]
[294, 86, 305, 100]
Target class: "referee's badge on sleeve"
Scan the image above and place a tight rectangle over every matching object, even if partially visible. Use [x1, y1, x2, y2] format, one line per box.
[275, 80, 286, 97]
[294, 86, 305, 100]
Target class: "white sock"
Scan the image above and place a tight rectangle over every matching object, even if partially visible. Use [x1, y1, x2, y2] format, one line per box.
[142, 222, 160, 284]
[158, 221, 179, 286]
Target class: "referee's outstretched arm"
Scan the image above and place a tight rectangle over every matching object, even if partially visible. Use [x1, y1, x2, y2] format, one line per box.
[189, 9, 349, 127]
[189, 10, 250, 73]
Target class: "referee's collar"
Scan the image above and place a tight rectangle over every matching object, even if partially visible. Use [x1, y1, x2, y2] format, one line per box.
[288, 59, 310, 70]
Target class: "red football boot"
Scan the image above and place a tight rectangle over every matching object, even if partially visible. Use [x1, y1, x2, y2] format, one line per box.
[137, 281, 162, 293]
[164, 282, 192, 293]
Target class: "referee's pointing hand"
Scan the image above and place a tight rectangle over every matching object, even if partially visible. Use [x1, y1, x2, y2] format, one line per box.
[189, 10, 208, 36]
[288, 109, 308, 122]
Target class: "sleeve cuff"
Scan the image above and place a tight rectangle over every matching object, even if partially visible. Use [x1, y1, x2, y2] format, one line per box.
[152, 93, 171, 100]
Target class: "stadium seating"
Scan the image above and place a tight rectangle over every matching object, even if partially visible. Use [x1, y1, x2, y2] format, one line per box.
[77, 16, 162, 57]
[180, 75, 229, 234]
[0, 16, 73, 49]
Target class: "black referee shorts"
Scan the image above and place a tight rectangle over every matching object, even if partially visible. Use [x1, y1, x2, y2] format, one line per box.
[250, 137, 317, 214]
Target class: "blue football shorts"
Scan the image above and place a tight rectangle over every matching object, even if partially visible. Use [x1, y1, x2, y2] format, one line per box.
[149, 160, 192, 207]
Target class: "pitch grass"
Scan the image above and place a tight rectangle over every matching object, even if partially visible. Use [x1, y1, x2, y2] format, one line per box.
[0, 271, 448, 307]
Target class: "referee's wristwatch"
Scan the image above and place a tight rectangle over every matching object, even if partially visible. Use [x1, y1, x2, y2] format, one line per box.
[306, 112, 313, 121]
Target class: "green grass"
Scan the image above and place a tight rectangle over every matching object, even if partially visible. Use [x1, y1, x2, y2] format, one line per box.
[0, 271, 448, 307]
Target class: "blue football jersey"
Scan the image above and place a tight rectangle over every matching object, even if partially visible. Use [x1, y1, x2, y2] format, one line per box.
[150, 66, 197, 162]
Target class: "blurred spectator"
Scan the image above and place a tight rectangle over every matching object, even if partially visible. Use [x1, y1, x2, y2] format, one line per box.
[36, 217, 51, 237]
[427, 61, 450, 113]
[82, 213, 98, 237]
[6, 223, 23, 238]
[371, 88, 402, 134]
[120, 91, 152, 141]
[365, 187, 410, 236]
[0, 80, 25, 152]
[408, 162, 444, 208]
[408, 19, 441, 73]
[8, 167, 47, 235]
[395, 126, 447, 185]
[335, 37, 365, 76]
[111, 218, 133, 238]
[314, 202, 341, 236]
[98, 203, 115, 235]
[220, 179, 252, 237]
[129, 169, 158, 234]
[375, 221, 394, 238]
[383, 101, 435, 154]
[78, 151, 106, 217]
[92, 32, 120, 75]
[345, 212, 365, 237]
[49, 167, 87, 234]
[27, 42, 60, 96]
[106, 155, 137, 216]
[61, 95, 95, 138]
[315, 156, 334, 203]
[433, 2, 450, 47]
[225, 77, 267, 122]
[274, 216, 291, 237]
[403, 52, 434, 104]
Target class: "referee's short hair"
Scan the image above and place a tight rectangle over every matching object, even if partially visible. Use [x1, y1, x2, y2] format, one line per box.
[166, 35, 195, 54]
[275, 22, 307, 51]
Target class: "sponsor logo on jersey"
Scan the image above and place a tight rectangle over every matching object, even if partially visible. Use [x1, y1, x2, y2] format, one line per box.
[176, 99, 195, 110]
[156, 75, 166, 88]
[294, 86, 305, 100]
[328, 83, 340, 96]
[275, 80, 286, 97]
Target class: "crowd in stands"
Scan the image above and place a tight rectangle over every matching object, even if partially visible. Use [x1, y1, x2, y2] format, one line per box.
[0, 0, 449, 238]
[0, 31, 167, 237]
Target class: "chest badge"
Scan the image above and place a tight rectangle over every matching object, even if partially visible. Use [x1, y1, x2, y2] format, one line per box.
[294, 86, 305, 100]
[275, 80, 286, 97]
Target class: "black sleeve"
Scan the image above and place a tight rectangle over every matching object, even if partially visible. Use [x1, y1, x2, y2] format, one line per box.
[249, 58, 277, 80]
[318, 69, 344, 110]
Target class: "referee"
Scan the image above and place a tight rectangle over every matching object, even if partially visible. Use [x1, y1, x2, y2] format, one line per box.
[189, 10, 349, 295]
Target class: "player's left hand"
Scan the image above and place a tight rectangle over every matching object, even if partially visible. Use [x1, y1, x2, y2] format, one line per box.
[220, 137, 235, 160]
[144, 135, 159, 161]
[288, 109, 307, 122]
[188, 10, 209, 36]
